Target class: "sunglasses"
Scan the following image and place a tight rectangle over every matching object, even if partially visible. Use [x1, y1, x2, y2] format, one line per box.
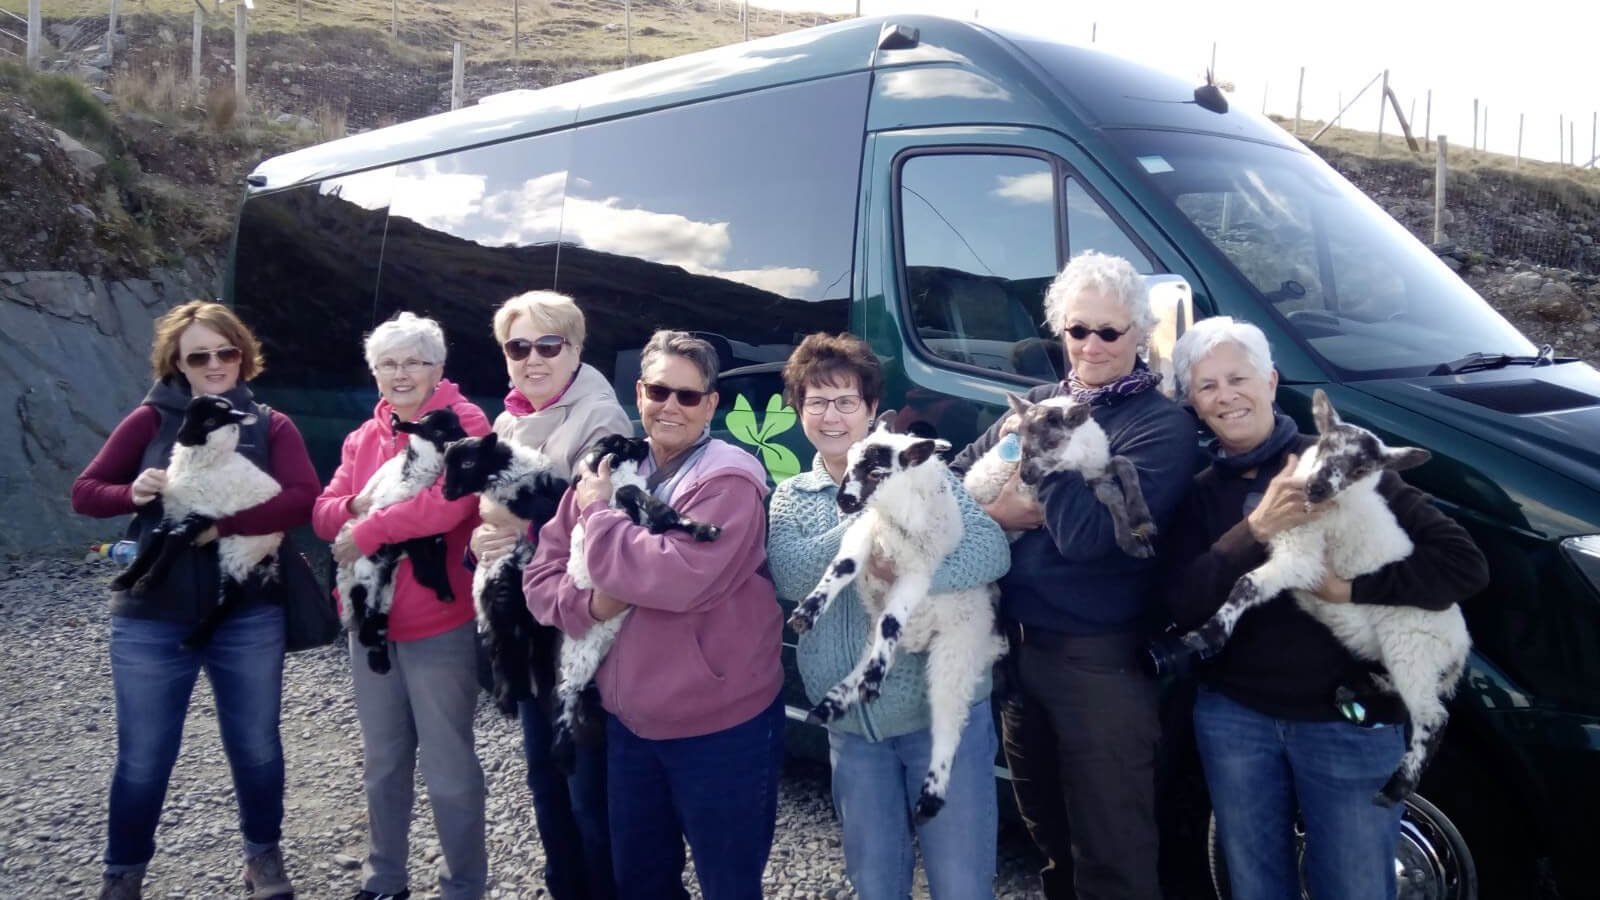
[1064, 324, 1132, 342]
[640, 381, 709, 407]
[503, 334, 569, 361]
[183, 346, 243, 368]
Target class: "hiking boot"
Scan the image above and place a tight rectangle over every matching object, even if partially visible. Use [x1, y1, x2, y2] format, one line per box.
[352, 890, 412, 900]
[97, 872, 143, 900]
[242, 846, 295, 899]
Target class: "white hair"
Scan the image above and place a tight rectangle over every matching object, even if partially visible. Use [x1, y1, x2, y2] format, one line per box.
[1172, 315, 1275, 398]
[365, 311, 448, 370]
[1042, 251, 1156, 337]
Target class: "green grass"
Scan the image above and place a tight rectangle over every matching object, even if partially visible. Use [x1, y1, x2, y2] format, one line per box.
[1, 60, 118, 147]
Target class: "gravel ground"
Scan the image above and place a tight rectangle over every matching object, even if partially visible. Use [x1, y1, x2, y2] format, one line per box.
[0, 555, 1046, 900]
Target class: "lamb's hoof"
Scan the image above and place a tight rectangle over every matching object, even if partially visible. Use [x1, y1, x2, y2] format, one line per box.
[913, 791, 946, 823]
[367, 649, 391, 675]
[695, 525, 722, 542]
[1126, 532, 1156, 558]
[807, 699, 843, 725]
[787, 612, 813, 635]
[857, 680, 882, 705]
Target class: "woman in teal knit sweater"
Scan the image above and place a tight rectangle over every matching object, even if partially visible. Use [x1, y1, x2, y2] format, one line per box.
[767, 332, 1011, 900]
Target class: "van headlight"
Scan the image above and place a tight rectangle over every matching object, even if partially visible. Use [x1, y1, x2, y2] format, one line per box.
[1560, 535, 1600, 594]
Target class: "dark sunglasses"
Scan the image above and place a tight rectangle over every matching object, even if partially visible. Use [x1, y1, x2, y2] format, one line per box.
[183, 346, 243, 368]
[503, 334, 569, 361]
[640, 381, 709, 407]
[1064, 323, 1132, 342]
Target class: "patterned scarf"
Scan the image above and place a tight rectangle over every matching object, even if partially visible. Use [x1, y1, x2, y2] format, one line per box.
[1066, 360, 1164, 408]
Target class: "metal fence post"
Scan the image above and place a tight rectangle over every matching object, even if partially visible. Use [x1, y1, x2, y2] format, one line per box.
[451, 41, 464, 109]
[235, 1, 247, 120]
[26, 0, 40, 69]
[1433, 136, 1447, 245]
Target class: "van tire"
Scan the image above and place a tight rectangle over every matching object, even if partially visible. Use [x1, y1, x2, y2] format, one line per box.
[1207, 792, 1477, 900]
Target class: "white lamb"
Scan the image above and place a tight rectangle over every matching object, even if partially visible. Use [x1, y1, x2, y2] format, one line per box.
[336, 407, 468, 674]
[787, 423, 1008, 821]
[963, 392, 1156, 557]
[111, 394, 283, 649]
[1172, 389, 1471, 805]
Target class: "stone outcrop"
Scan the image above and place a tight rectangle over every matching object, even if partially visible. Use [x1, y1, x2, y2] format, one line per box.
[0, 261, 218, 554]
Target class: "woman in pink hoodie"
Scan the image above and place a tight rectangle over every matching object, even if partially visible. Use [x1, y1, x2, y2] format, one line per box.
[312, 312, 492, 900]
[524, 330, 785, 900]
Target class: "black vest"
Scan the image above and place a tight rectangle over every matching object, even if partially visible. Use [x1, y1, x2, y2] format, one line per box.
[111, 381, 275, 625]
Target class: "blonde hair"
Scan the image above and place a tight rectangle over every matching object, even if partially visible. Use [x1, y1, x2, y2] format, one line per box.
[150, 300, 264, 382]
[493, 290, 587, 351]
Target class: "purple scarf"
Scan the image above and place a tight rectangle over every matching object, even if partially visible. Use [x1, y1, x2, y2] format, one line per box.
[1066, 360, 1163, 408]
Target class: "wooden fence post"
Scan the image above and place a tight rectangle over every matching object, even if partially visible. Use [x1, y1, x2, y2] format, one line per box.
[107, 0, 119, 60]
[1592, 112, 1597, 168]
[1434, 136, 1447, 245]
[191, 5, 202, 101]
[742, 0, 748, 40]
[1292, 66, 1304, 135]
[296, 0, 302, 25]
[625, 0, 631, 67]
[1483, 107, 1488, 152]
[1376, 69, 1388, 149]
[451, 41, 463, 109]
[390, 0, 397, 39]
[234, 1, 247, 121]
[1472, 98, 1478, 150]
[1572, 121, 1577, 168]
[1560, 115, 1565, 164]
[1516, 113, 1523, 169]
[1424, 89, 1431, 150]
[513, 0, 519, 60]
[26, 0, 40, 69]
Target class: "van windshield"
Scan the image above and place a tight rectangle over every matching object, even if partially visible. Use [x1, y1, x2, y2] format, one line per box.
[1103, 129, 1536, 378]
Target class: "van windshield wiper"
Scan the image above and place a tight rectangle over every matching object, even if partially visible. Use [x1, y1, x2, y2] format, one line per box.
[1429, 344, 1557, 376]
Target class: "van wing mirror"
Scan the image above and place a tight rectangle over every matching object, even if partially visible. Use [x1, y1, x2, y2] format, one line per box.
[1143, 274, 1194, 401]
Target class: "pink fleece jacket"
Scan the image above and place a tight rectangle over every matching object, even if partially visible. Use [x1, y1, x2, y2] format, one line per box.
[523, 439, 784, 740]
[312, 379, 491, 642]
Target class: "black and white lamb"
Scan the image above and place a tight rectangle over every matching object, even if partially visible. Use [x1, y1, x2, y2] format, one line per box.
[110, 395, 284, 649]
[786, 423, 1008, 821]
[440, 431, 570, 717]
[552, 433, 723, 771]
[335, 407, 469, 674]
[1165, 389, 1470, 806]
[963, 392, 1156, 557]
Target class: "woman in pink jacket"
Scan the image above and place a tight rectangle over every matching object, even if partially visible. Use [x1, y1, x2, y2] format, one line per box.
[524, 330, 785, 900]
[312, 312, 492, 900]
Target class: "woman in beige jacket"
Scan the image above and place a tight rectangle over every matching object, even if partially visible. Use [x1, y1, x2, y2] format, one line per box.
[469, 290, 631, 900]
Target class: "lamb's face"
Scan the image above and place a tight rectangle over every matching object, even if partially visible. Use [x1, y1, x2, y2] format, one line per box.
[394, 407, 468, 450]
[584, 434, 651, 472]
[1303, 389, 1430, 504]
[442, 432, 512, 500]
[836, 426, 949, 515]
[176, 395, 257, 448]
[1015, 396, 1093, 487]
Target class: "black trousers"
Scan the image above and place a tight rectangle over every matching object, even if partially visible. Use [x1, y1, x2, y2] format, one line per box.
[1000, 626, 1162, 900]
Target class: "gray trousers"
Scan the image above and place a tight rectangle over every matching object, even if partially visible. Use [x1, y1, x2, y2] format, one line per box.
[350, 622, 487, 900]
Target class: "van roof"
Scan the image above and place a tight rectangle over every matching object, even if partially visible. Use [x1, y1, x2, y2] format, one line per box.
[248, 14, 1295, 191]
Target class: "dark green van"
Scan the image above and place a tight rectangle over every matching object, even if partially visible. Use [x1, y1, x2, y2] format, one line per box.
[230, 15, 1600, 898]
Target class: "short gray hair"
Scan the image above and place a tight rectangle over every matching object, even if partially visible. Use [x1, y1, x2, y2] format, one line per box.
[1043, 251, 1156, 337]
[1172, 315, 1275, 398]
[639, 330, 719, 391]
[365, 311, 447, 371]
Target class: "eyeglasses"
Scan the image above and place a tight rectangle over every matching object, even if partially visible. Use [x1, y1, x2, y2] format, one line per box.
[503, 335, 569, 361]
[639, 381, 708, 407]
[373, 359, 436, 377]
[802, 395, 863, 416]
[1064, 323, 1133, 343]
[183, 347, 243, 368]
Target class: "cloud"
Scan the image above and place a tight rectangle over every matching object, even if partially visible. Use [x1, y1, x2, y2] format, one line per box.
[993, 171, 1054, 205]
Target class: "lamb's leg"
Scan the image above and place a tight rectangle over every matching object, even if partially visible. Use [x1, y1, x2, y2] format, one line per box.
[787, 516, 875, 634]
[110, 497, 168, 591]
[487, 567, 534, 717]
[131, 514, 214, 594]
[1107, 455, 1157, 557]
[552, 611, 628, 774]
[361, 549, 402, 675]
[403, 534, 455, 602]
[1188, 541, 1321, 655]
[1090, 476, 1152, 559]
[615, 484, 722, 542]
[182, 578, 238, 650]
[854, 569, 934, 703]
[914, 599, 1000, 822]
[1374, 632, 1460, 807]
[808, 640, 881, 725]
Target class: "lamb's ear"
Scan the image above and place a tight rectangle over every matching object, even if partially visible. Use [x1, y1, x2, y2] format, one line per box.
[1005, 392, 1033, 418]
[874, 409, 899, 433]
[898, 439, 940, 469]
[1311, 389, 1341, 434]
[479, 431, 498, 452]
[1063, 402, 1091, 428]
[1381, 444, 1431, 472]
[390, 411, 403, 431]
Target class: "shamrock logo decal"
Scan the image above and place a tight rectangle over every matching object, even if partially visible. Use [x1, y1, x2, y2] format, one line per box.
[726, 393, 802, 483]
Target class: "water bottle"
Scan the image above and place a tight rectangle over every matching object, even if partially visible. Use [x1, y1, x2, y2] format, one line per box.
[88, 540, 139, 566]
[996, 431, 1023, 463]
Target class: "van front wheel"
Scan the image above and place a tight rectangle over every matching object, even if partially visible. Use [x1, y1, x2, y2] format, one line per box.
[1207, 792, 1477, 900]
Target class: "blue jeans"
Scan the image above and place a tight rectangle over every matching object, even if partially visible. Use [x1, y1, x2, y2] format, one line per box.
[828, 699, 999, 900]
[105, 605, 286, 873]
[606, 695, 785, 900]
[521, 697, 613, 900]
[1194, 688, 1407, 900]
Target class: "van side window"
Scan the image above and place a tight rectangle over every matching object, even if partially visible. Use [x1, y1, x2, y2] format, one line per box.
[555, 75, 864, 423]
[1066, 177, 1154, 272]
[372, 130, 574, 403]
[900, 153, 1062, 380]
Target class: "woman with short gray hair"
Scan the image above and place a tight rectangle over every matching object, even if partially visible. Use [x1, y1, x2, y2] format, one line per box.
[312, 311, 495, 900]
[524, 329, 785, 899]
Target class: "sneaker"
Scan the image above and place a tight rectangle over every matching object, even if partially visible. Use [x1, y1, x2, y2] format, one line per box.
[242, 846, 295, 900]
[352, 891, 411, 900]
[97, 873, 143, 900]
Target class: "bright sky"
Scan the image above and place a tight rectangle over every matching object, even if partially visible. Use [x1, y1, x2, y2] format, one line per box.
[752, 0, 1599, 165]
